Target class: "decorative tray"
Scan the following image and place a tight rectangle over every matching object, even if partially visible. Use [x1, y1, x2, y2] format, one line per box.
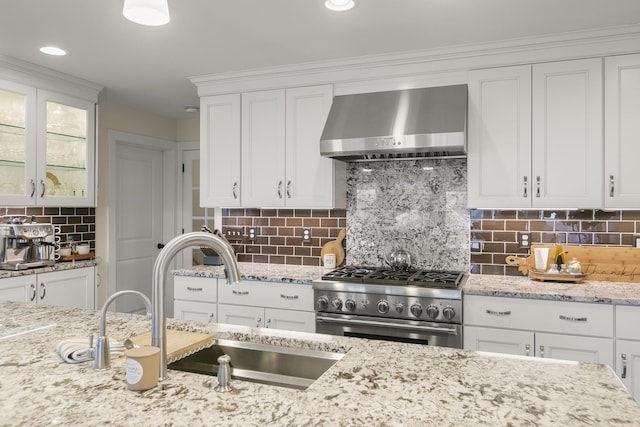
[529, 271, 588, 283]
[58, 252, 94, 262]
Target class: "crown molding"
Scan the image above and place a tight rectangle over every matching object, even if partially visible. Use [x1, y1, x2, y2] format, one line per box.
[191, 24, 640, 96]
[0, 54, 103, 102]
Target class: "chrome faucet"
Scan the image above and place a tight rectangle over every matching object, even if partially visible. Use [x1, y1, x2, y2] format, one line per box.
[152, 231, 241, 381]
[94, 290, 152, 370]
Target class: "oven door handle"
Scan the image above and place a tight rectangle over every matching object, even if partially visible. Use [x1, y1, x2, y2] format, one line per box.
[316, 315, 459, 335]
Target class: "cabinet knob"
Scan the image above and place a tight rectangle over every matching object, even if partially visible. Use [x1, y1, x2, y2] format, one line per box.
[525, 343, 530, 357]
[539, 345, 545, 358]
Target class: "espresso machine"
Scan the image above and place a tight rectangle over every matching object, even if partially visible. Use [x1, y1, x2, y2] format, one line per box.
[0, 215, 56, 270]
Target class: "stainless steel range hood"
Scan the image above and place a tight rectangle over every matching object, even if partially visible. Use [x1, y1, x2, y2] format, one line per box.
[320, 85, 467, 161]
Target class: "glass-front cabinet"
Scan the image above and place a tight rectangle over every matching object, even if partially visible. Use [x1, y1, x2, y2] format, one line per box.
[0, 80, 95, 207]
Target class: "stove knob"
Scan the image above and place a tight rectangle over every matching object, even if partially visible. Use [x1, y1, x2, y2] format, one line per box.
[426, 304, 439, 319]
[331, 298, 343, 311]
[394, 303, 405, 314]
[442, 305, 456, 320]
[377, 300, 389, 314]
[316, 296, 329, 311]
[410, 303, 423, 317]
[345, 299, 357, 312]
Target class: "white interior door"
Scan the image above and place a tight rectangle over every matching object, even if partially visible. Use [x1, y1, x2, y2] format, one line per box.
[115, 143, 164, 313]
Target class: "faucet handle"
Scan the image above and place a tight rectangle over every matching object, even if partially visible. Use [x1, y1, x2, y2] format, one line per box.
[88, 333, 94, 348]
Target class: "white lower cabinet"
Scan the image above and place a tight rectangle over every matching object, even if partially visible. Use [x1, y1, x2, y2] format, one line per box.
[0, 267, 95, 309]
[37, 267, 95, 309]
[173, 276, 316, 333]
[0, 275, 35, 303]
[464, 295, 614, 367]
[173, 276, 217, 323]
[616, 305, 640, 402]
[218, 280, 315, 333]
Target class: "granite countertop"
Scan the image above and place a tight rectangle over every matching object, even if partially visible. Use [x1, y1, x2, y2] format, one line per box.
[0, 259, 98, 280]
[1, 301, 639, 426]
[465, 274, 640, 305]
[172, 262, 327, 284]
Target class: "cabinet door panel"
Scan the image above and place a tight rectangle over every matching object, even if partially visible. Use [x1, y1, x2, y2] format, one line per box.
[616, 339, 640, 402]
[37, 90, 95, 207]
[200, 94, 241, 207]
[536, 332, 613, 367]
[285, 85, 336, 207]
[38, 267, 95, 309]
[265, 308, 315, 333]
[0, 275, 35, 303]
[532, 58, 603, 208]
[616, 305, 640, 340]
[605, 54, 640, 208]
[464, 325, 534, 356]
[217, 303, 264, 327]
[468, 65, 532, 208]
[0, 80, 37, 205]
[174, 300, 216, 323]
[241, 90, 285, 207]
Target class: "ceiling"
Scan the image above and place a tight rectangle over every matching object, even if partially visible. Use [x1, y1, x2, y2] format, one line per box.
[1, 0, 639, 119]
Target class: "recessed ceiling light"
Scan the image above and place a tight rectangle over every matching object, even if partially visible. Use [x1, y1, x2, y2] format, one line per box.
[39, 46, 67, 56]
[123, 0, 170, 26]
[325, 0, 355, 12]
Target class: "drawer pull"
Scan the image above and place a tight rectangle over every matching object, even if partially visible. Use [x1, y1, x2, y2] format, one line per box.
[232, 290, 249, 296]
[539, 345, 545, 358]
[486, 309, 511, 316]
[525, 344, 530, 357]
[186, 287, 203, 292]
[559, 315, 587, 322]
[621, 354, 627, 379]
[280, 294, 299, 300]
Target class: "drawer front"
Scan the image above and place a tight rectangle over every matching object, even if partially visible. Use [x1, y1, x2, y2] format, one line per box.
[616, 305, 640, 340]
[174, 300, 217, 323]
[174, 276, 217, 303]
[218, 280, 313, 311]
[465, 295, 613, 338]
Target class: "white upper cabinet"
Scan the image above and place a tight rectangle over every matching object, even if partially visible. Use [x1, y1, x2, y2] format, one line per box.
[0, 80, 96, 207]
[468, 65, 532, 208]
[604, 53, 640, 209]
[200, 93, 241, 207]
[241, 89, 287, 207]
[285, 85, 341, 208]
[468, 58, 603, 209]
[200, 84, 344, 208]
[531, 58, 603, 209]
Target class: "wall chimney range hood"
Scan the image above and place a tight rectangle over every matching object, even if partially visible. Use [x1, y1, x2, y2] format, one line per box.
[320, 85, 467, 161]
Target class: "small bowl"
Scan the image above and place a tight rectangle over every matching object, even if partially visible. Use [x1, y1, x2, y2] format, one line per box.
[59, 248, 72, 256]
[76, 245, 90, 255]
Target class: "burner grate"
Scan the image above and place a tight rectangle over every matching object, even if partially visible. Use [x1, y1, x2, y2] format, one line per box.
[322, 266, 466, 288]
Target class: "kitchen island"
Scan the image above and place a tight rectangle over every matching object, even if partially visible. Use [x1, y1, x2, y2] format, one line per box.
[1, 301, 639, 426]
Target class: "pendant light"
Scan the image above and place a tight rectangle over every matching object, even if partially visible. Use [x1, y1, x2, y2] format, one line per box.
[123, 0, 170, 26]
[325, 0, 355, 11]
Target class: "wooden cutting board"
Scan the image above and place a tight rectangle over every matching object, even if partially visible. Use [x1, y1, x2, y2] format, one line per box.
[320, 229, 346, 267]
[117, 329, 215, 363]
[506, 245, 640, 283]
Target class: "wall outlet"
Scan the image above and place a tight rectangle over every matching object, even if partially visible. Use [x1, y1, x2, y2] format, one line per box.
[518, 232, 531, 249]
[224, 226, 243, 242]
[248, 228, 256, 242]
[302, 228, 311, 243]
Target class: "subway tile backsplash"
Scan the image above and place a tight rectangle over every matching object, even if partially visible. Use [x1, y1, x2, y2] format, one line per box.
[222, 208, 347, 266]
[470, 209, 640, 276]
[1, 206, 96, 248]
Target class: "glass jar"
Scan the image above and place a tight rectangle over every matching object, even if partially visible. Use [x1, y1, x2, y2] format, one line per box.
[568, 257, 582, 274]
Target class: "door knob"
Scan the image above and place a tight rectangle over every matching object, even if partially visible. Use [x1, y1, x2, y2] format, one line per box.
[157, 243, 165, 249]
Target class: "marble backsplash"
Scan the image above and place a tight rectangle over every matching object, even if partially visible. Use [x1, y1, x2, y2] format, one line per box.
[346, 158, 470, 271]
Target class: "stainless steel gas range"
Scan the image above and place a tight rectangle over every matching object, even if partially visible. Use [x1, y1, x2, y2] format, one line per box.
[312, 266, 466, 348]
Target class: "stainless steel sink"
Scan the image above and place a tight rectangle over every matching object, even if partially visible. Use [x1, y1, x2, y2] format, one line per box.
[168, 339, 344, 390]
